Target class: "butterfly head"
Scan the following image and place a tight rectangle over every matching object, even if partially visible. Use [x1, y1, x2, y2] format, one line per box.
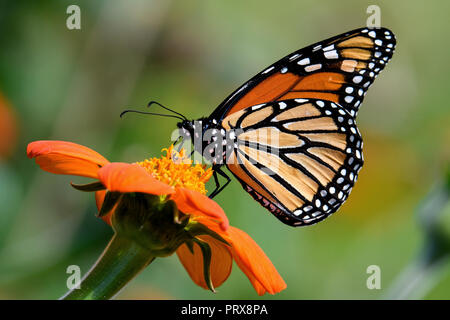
[176, 118, 203, 144]
[177, 119, 195, 138]
[177, 117, 217, 154]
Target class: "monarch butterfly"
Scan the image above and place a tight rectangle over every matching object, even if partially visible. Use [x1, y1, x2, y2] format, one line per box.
[174, 27, 396, 227]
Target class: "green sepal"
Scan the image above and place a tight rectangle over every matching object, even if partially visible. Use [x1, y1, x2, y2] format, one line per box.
[173, 205, 189, 225]
[71, 181, 105, 192]
[192, 237, 215, 293]
[185, 221, 230, 246]
[112, 194, 189, 257]
[185, 239, 195, 254]
[98, 192, 122, 217]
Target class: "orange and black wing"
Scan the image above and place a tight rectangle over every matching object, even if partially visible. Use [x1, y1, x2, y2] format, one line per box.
[222, 98, 363, 226]
[210, 27, 396, 121]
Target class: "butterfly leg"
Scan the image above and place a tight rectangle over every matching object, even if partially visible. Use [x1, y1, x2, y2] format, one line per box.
[209, 166, 231, 199]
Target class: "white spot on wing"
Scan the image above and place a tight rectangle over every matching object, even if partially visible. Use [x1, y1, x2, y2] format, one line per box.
[251, 103, 265, 110]
[324, 50, 338, 59]
[262, 66, 275, 74]
[298, 58, 310, 65]
[305, 64, 322, 72]
[293, 209, 302, 216]
[289, 53, 301, 61]
[353, 76, 363, 83]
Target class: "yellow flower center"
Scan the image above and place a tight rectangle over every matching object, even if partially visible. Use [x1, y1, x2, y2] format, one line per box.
[135, 145, 212, 195]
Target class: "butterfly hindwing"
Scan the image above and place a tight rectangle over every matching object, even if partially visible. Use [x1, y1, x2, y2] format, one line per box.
[222, 98, 363, 226]
[211, 27, 396, 121]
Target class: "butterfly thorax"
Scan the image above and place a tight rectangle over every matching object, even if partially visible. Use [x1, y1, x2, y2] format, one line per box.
[177, 117, 230, 165]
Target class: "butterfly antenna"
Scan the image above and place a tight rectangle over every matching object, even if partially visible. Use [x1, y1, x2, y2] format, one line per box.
[147, 101, 188, 120]
[120, 109, 185, 121]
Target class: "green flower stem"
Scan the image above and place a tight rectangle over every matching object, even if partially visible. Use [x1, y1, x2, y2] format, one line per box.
[60, 234, 155, 300]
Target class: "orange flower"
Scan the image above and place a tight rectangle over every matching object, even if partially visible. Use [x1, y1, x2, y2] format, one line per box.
[0, 93, 18, 159]
[27, 140, 286, 295]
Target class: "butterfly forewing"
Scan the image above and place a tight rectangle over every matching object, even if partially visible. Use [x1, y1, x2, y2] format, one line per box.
[223, 99, 363, 226]
[212, 27, 396, 121]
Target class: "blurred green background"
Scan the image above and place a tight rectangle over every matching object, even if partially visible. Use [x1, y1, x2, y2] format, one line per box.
[0, 0, 449, 299]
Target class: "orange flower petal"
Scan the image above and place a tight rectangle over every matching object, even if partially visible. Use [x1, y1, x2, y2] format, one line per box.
[227, 227, 286, 295]
[171, 188, 229, 231]
[176, 236, 232, 290]
[27, 140, 109, 179]
[0, 93, 18, 159]
[98, 162, 174, 195]
[95, 190, 106, 212]
[95, 190, 113, 226]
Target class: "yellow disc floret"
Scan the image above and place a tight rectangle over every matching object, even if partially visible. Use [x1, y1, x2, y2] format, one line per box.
[135, 145, 212, 195]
